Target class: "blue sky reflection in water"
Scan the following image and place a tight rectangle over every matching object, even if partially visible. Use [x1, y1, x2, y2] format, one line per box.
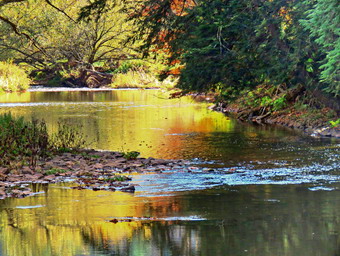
[0, 89, 339, 256]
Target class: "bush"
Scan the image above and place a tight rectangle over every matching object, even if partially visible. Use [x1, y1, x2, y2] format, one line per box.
[0, 113, 49, 168]
[49, 121, 87, 152]
[0, 113, 88, 170]
[0, 62, 31, 92]
[122, 151, 140, 160]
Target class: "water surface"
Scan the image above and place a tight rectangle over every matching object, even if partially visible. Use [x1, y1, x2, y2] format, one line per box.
[0, 89, 339, 256]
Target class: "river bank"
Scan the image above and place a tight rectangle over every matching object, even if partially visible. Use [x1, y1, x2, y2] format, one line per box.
[0, 149, 188, 200]
[213, 103, 340, 138]
[209, 85, 340, 138]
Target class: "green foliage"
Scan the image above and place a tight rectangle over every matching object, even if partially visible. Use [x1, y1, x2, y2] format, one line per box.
[0, 113, 49, 168]
[44, 168, 68, 176]
[0, 113, 89, 169]
[122, 151, 140, 160]
[329, 119, 340, 128]
[103, 175, 131, 182]
[49, 121, 87, 152]
[46, 74, 63, 87]
[132, 0, 313, 92]
[300, 0, 340, 96]
[1, 0, 338, 98]
[272, 96, 287, 111]
[113, 60, 145, 74]
[236, 85, 288, 112]
[130, 0, 338, 102]
[260, 96, 272, 107]
[0, 0, 137, 87]
[110, 59, 176, 89]
[0, 62, 31, 92]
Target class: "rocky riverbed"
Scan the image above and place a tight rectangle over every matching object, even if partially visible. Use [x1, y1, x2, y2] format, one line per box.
[0, 149, 188, 199]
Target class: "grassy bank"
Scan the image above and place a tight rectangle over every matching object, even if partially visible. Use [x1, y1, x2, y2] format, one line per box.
[110, 70, 177, 89]
[30, 59, 179, 90]
[0, 62, 31, 92]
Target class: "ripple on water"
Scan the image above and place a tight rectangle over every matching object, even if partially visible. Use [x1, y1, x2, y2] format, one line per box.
[15, 205, 45, 209]
[308, 186, 337, 191]
[132, 163, 340, 196]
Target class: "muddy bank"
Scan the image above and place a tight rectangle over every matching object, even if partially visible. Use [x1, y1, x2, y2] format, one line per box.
[214, 103, 340, 138]
[0, 149, 188, 199]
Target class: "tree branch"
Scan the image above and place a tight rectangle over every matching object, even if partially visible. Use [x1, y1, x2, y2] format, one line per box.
[44, 0, 75, 22]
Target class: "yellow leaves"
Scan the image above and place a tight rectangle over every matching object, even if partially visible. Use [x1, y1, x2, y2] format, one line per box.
[278, 6, 293, 33]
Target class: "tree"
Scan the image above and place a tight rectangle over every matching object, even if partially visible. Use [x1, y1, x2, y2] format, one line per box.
[301, 0, 340, 96]
[0, 0, 136, 86]
[130, 0, 317, 91]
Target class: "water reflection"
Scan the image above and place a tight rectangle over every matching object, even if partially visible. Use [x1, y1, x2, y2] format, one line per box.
[0, 89, 339, 256]
[0, 89, 338, 169]
[0, 184, 339, 256]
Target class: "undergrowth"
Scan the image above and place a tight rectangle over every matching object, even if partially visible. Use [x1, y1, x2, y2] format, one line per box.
[0, 113, 88, 170]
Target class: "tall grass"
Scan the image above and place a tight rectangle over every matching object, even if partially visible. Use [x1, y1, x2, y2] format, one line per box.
[0, 113, 48, 169]
[0, 62, 31, 92]
[110, 60, 177, 89]
[0, 113, 87, 170]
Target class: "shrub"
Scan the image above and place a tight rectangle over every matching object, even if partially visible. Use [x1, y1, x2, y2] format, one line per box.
[0, 113, 49, 168]
[49, 121, 87, 152]
[329, 118, 340, 127]
[0, 113, 88, 170]
[103, 175, 131, 182]
[0, 62, 31, 92]
[111, 70, 154, 88]
[122, 151, 140, 160]
[272, 96, 287, 111]
[44, 168, 68, 175]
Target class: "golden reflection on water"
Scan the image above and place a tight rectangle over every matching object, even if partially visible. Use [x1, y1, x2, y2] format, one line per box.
[0, 90, 235, 160]
[0, 183, 191, 256]
[0, 187, 146, 255]
[0, 90, 339, 256]
[0, 183, 339, 256]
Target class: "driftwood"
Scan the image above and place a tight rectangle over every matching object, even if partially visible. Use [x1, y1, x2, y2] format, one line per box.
[237, 106, 262, 120]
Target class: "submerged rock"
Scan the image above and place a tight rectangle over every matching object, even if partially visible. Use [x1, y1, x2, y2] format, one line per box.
[121, 185, 136, 193]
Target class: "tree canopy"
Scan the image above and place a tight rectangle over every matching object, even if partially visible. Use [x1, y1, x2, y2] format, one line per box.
[0, 0, 338, 96]
[129, 0, 339, 96]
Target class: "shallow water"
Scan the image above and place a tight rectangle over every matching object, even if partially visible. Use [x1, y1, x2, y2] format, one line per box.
[0, 89, 339, 256]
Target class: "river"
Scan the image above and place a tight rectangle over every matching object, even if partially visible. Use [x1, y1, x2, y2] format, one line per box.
[0, 89, 339, 256]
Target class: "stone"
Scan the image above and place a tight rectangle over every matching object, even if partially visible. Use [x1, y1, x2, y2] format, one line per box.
[43, 175, 56, 181]
[33, 173, 44, 180]
[21, 167, 34, 174]
[121, 185, 135, 193]
[92, 163, 104, 169]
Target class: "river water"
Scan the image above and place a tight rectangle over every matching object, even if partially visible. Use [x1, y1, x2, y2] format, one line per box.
[0, 89, 339, 256]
